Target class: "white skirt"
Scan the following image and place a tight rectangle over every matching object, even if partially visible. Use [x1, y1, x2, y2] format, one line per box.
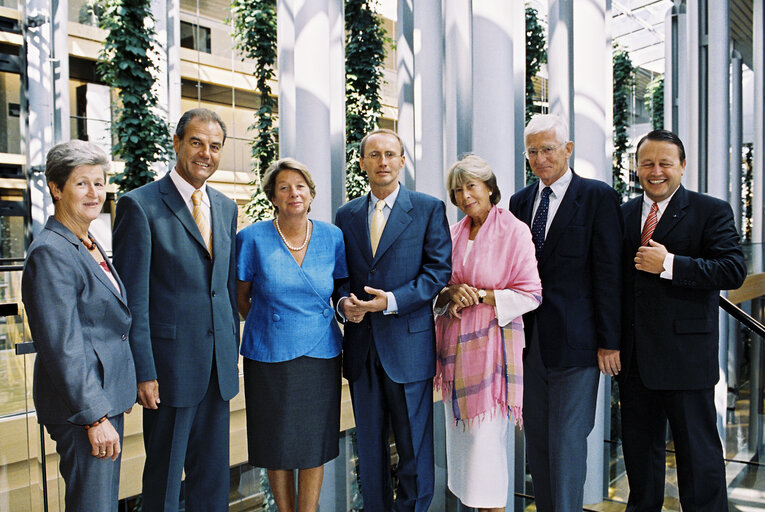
[443, 401, 511, 508]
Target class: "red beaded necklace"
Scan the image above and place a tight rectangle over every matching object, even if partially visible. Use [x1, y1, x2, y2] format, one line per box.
[79, 234, 97, 251]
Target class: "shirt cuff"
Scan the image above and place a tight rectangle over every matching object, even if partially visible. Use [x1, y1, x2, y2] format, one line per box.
[336, 296, 349, 321]
[660, 253, 674, 280]
[383, 291, 398, 315]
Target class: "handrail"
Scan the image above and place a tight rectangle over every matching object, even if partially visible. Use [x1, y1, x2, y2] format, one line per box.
[719, 296, 765, 338]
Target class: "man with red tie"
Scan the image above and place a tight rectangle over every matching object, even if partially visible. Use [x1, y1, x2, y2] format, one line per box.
[619, 129, 746, 511]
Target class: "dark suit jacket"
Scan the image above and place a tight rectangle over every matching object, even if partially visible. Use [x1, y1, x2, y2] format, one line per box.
[113, 173, 240, 407]
[620, 186, 746, 390]
[509, 172, 623, 367]
[22, 217, 136, 425]
[334, 185, 452, 384]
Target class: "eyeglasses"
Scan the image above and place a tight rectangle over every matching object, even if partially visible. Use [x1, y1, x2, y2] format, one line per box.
[523, 143, 566, 160]
[364, 151, 402, 161]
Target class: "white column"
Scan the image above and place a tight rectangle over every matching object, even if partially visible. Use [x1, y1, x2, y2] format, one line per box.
[442, 0, 471, 222]
[152, 0, 180, 174]
[547, 0, 574, 128]
[471, 0, 524, 203]
[277, 0, 344, 223]
[24, 2, 55, 236]
[410, 0, 444, 202]
[328, 0, 345, 213]
[706, 0, 730, 201]
[572, 0, 610, 183]
[52, 0, 69, 142]
[753, 0, 764, 246]
[397, 0, 415, 188]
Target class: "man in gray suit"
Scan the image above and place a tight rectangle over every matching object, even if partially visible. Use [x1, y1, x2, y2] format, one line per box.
[113, 108, 240, 512]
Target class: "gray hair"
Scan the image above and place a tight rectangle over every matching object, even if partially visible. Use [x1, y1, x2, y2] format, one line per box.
[262, 157, 316, 215]
[446, 154, 501, 206]
[524, 114, 569, 146]
[45, 140, 110, 191]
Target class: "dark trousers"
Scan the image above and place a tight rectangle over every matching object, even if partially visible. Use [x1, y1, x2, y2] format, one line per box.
[522, 331, 599, 512]
[140, 367, 230, 512]
[47, 414, 124, 512]
[349, 341, 434, 512]
[620, 363, 728, 512]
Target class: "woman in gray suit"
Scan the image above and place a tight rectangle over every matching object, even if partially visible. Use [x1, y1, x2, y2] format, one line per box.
[22, 140, 136, 511]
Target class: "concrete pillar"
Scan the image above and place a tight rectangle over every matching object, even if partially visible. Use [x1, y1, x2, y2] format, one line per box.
[153, 0, 181, 173]
[396, 0, 415, 189]
[706, 0, 730, 200]
[52, 0, 69, 142]
[24, 1, 55, 237]
[730, 52, 743, 231]
[546, 0, 610, 502]
[411, 0, 445, 203]
[442, 0, 471, 222]
[471, 0, 524, 205]
[754, 0, 765, 246]
[277, 0, 344, 223]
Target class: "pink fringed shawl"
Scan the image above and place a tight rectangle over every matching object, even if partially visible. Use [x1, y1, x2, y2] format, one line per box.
[434, 206, 542, 428]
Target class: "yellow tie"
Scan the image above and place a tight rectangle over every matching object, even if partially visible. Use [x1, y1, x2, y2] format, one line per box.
[370, 199, 386, 256]
[192, 190, 212, 255]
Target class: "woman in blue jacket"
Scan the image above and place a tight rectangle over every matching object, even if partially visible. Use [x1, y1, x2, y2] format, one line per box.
[236, 158, 348, 512]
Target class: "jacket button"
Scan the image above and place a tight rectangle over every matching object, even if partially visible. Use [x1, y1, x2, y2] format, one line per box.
[370, 268, 377, 274]
[323, 309, 332, 318]
[121, 334, 127, 341]
[273, 314, 280, 322]
[211, 290, 216, 297]
[208, 329, 213, 336]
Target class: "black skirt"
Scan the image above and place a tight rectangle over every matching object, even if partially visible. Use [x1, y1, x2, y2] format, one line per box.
[243, 355, 341, 469]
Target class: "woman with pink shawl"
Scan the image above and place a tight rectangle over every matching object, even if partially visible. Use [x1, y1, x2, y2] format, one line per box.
[435, 155, 542, 511]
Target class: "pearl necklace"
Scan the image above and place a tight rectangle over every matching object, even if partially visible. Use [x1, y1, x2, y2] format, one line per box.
[275, 217, 311, 251]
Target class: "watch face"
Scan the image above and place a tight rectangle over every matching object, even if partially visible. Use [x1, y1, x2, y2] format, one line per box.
[478, 290, 487, 298]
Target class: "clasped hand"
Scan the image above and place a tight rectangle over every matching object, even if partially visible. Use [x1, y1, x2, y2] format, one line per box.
[342, 286, 388, 323]
[443, 284, 479, 319]
[634, 239, 668, 274]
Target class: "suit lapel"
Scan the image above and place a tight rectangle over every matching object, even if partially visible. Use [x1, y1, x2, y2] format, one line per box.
[209, 187, 230, 261]
[373, 186, 413, 263]
[517, 185, 536, 225]
[538, 173, 582, 262]
[651, 186, 688, 242]
[45, 218, 128, 308]
[159, 173, 209, 253]
[623, 197, 643, 251]
[348, 196, 373, 265]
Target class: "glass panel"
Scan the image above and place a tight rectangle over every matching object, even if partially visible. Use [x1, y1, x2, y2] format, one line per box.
[69, 0, 103, 27]
[0, 71, 22, 155]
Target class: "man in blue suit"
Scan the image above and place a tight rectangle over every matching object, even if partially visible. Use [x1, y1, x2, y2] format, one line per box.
[335, 128, 452, 512]
[619, 130, 746, 511]
[509, 114, 623, 511]
[113, 108, 240, 512]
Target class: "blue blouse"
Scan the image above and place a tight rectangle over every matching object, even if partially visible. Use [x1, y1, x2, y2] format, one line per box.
[236, 219, 348, 362]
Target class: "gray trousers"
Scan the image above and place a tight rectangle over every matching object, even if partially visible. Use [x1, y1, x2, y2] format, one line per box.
[46, 414, 124, 512]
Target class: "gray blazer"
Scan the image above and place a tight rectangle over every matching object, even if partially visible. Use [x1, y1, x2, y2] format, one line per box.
[22, 217, 136, 425]
[113, 173, 240, 407]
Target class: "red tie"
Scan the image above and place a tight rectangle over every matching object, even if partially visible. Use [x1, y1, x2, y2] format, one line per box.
[641, 202, 658, 246]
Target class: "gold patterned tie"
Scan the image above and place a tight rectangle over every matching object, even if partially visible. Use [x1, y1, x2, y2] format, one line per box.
[192, 190, 212, 255]
[370, 199, 386, 256]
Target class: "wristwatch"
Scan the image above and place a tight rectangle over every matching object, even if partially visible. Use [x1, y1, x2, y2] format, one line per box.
[477, 289, 487, 303]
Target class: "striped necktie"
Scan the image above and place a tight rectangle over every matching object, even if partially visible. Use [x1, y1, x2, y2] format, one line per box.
[192, 190, 212, 255]
[641, 202, 659, 246]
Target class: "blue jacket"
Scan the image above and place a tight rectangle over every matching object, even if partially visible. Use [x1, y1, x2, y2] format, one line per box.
[236, 220, 348, 362]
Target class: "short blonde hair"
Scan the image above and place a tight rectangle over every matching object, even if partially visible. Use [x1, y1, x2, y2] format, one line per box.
[261, 158, 316, 214]
[445, 154, 501, 206]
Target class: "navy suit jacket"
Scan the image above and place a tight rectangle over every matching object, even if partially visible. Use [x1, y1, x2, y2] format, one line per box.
[23, 217, 136, 425]
[509, 172, 623, 367]
[335, 185, 452, 384]
[113, 173, 240, 407]
[620, 186, 746, 390]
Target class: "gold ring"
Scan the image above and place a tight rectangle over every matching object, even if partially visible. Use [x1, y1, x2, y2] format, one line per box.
[99, 450, 106, 456]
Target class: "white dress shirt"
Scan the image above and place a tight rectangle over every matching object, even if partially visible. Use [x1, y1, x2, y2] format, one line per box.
[531, 168, 573, 237]
[641, 189, 679, 279]
[170, 168, 211, 234]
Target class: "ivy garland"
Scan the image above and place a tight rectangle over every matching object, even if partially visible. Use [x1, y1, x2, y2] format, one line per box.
[345, 0, 389, 201]
[645, 76, 664, 130]
[97, 0, 173, 195]
[525, 5, 547, 185]
[231, 0, 278, 222]
[612, 48, 634, 199]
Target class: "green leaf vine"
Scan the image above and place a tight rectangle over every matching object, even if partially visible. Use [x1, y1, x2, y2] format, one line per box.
[97, 0, 173, 195]
[525, 5, 547, 185]
[645, 76, 664, 130]
[612, 48, 634, 199]
[231, 0, 278, 222]
[345, 0, 389, 201]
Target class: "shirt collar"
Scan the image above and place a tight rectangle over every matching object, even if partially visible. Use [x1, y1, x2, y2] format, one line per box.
[170, 167, 209, 206]
[537, 168, 573, 199]
[641, 186, 679, 215]
[369, 183, 400, 211]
